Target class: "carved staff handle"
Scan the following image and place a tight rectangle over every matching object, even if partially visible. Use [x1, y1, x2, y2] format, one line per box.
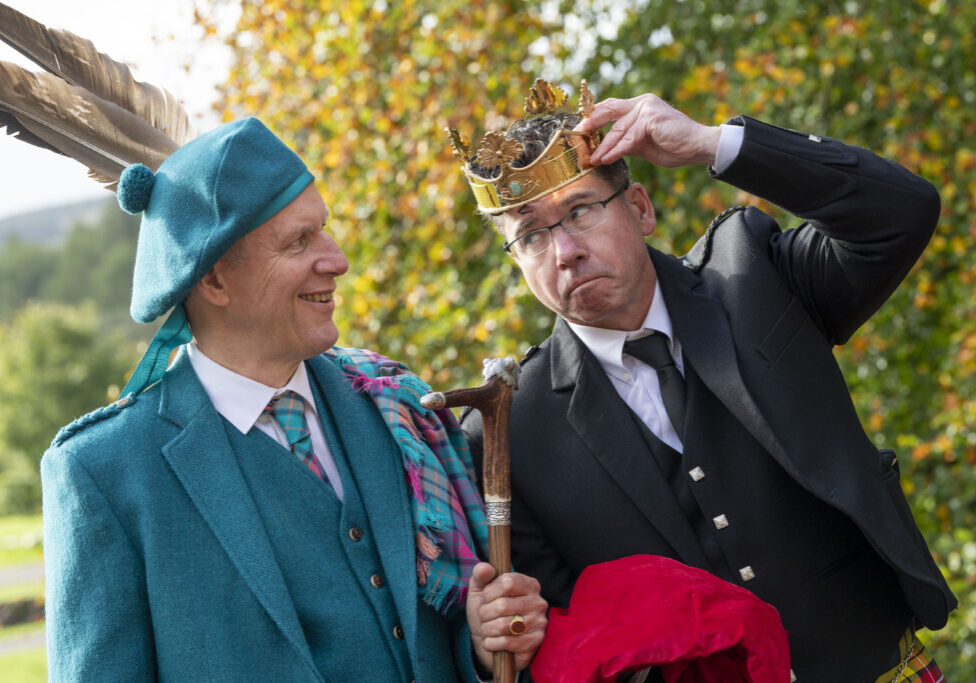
[421, 357, 520, 683]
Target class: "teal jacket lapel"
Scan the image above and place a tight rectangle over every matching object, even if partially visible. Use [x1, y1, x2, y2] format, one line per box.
[158, 352, 322, 682]
[306, 355, 420, 648]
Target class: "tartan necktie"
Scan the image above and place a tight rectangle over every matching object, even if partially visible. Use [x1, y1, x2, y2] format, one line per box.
[263, 391, 326, 480]
[623, 332, 687, 438]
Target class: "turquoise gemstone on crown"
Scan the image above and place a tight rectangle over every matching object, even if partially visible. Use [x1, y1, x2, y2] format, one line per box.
[510, 181, 523, 196]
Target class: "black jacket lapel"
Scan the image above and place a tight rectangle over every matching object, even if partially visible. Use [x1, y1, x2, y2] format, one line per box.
[650, 249, 793, 472]
[550, 319, 710, 567]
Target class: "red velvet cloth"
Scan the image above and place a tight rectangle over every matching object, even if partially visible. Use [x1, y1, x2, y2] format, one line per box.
[531, 555, 791, 683]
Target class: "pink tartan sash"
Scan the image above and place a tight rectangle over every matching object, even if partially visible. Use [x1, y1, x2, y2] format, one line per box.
[326, 347, 489, 614]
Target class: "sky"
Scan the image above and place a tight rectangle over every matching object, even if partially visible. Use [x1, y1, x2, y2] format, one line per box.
[0, 0, 235, 220]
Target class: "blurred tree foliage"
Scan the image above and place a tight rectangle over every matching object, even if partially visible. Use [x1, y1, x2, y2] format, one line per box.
[0, 238, 54, 319]
[200, 0, 973, 673]
[0, 204, 140, 327]
[196, 0, 555, 389]
[0, 205, 142, 513]
[0, 303, 137, 513]
[43, 206, 141, 328]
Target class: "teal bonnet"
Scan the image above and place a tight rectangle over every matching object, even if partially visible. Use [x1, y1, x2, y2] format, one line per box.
[121, 117, 314, 323]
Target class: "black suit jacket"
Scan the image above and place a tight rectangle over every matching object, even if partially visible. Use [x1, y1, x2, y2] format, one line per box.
[462, 118, 956, 678]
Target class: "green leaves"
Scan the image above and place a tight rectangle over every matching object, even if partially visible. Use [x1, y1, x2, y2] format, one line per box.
[0, 303, 139, 512]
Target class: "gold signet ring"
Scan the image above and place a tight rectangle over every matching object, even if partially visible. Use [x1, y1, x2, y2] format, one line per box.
[508, 614, 527, 636]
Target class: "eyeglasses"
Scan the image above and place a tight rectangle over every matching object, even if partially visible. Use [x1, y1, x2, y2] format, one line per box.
[502, 185, 629, 259]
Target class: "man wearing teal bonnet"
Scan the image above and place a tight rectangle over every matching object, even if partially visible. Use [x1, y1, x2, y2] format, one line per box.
[41, 117, 547, 681]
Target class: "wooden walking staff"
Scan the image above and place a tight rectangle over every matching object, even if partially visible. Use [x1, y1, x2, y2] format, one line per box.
[420, 357, 520, 683]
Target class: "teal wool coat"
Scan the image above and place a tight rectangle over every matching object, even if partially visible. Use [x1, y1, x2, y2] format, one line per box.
[42, 351, 479, 682]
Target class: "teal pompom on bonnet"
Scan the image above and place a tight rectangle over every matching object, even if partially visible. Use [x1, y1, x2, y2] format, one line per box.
[117, 117, 314, 396]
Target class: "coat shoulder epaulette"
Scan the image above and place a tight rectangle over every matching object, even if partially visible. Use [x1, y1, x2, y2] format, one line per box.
[51, 392, 140, 448]
[682, 205, 747, 273]
[519, 344, 542, 366]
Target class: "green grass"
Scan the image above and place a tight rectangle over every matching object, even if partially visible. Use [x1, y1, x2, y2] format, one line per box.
[0, 515, 42, 569]
[0, 646, 46, 682]
[0, 621, 45, 682]
[0, 581, 43, 604]
[0, 547, 42, 570]
[0, 516, 43, 538]
[0, 621, 44, 644]
[0, 514, 47, 681]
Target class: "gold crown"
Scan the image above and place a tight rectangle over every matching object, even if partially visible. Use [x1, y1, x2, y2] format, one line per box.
[448, 79, 600, 214]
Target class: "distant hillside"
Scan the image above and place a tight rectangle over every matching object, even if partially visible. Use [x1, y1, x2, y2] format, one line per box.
[0, 197, 115, 247]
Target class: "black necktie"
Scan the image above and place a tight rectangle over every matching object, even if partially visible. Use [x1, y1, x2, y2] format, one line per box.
[623, 333, 686, 438]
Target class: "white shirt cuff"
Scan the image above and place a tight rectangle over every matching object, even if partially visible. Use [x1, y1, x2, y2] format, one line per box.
[712, 123, 744, 174]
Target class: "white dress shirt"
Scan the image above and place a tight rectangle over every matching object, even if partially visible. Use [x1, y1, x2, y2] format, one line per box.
[568, 284, 686, 452]
[187, 343, 344, 500]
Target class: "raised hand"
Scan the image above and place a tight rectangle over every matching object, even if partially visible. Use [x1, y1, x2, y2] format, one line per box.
[578, 93, 722, 168]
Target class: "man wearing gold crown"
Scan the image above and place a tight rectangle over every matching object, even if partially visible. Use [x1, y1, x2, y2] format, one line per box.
[456, 81, 954, 682]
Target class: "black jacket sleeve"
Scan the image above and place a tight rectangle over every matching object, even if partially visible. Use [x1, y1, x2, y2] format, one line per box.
[713, 116, 939, 344]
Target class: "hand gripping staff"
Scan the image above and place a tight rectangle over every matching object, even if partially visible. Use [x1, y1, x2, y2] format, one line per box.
[421, 357, 520, 683]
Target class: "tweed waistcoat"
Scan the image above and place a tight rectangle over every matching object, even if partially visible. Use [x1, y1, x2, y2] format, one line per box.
[226, 406, 414, 680]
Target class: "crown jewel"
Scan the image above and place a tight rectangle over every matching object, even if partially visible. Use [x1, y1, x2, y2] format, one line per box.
[448, 78, 600, 214]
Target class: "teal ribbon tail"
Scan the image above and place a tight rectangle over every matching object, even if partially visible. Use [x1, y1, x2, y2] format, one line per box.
[121, 307, 192, 397]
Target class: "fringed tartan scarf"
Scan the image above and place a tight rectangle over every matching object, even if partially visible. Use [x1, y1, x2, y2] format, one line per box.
[327, 347, 489, 614]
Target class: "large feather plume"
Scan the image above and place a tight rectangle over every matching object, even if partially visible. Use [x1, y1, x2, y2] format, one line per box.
[0, 2, 195, 190]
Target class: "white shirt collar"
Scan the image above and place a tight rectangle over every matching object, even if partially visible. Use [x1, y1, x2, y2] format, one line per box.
[186, 343, 318, 434]
[567, 280, 677, 375]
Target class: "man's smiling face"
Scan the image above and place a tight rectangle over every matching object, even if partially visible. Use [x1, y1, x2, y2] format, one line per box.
[214, 184, 349, 369]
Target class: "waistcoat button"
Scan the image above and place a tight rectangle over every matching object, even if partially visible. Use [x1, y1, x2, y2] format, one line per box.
[348, 527, 363, 542]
